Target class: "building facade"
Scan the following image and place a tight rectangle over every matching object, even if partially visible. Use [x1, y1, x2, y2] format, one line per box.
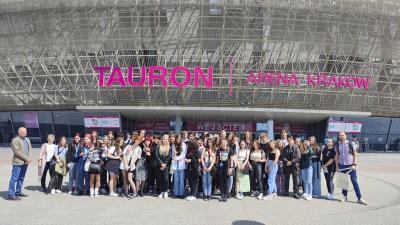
[1, 1, 400, 151]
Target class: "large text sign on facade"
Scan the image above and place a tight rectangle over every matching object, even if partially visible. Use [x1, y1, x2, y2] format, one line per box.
[187, 122, 256, 132]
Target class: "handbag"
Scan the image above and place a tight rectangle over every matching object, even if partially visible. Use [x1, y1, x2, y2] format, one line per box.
[238, 149, 250, 175]
[49, 147, 66, 170]
[277, 160, 284, 174]
[89, 162, 103, 174]
[104, 151, 120, 174]
[206, 150, 217, 176]
[336, 168, 351, 190]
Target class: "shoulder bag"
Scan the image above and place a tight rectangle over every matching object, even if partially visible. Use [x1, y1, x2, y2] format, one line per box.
[240, 149, 250, 175]
[49, 147, 65, 170]
[208, 150, 218, 176]
[104, 150, 120, 174]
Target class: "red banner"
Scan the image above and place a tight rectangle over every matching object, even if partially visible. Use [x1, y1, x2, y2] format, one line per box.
[274, 124, 306, 134]
[153, 121, 170, 130]
[187, 122, 256, 132]
[136, 121, 170, 131]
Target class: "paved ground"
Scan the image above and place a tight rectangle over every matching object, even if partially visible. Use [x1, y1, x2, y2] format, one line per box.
[0, 147, 399, 225]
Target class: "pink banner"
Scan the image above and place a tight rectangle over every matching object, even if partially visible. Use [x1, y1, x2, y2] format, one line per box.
[23, 113, 39, 128]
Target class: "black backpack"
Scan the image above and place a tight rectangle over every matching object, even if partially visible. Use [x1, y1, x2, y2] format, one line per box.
[336, 141, 354, 155]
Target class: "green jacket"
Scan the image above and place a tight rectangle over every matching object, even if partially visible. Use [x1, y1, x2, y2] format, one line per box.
[300, 146, 314, 170]
[55, 157, 68, 176]
[11, 136, 32, 166]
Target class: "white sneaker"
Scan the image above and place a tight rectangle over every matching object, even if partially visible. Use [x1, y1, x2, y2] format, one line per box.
[257, 194, 263, 200]
[327, 194, 335, 199]
[251, 191, 259, 197]
[187, 196, 196, 201]
[74, 190, 78, 194]
[235, 194, 243, 200]
[50, 189, 55, 195]
[240, 192, 244, 198]
[301, 193, 308, 199]
[95, 194, 98, 198]
[213, 189, 218, 195]
[323, 193, 330, 198]
[263, 195, 272, 200]
[215, 189, 221, 195]
[90, 194, 94, 198]
[358, 198, 367, 205]
[109, 192, 119, 197]
[272, 193, 278, 198]
[186, 195, 192, 200]
[100, 188, 106, 194]
[68, 191, 72, 194]
[117, 188, 122, 193]
[163, 192, 168, 199]
[339, 196, 348, 202]
[158, 192, 164, 198]
[199, 192, 203, 197]
[306, 195, 313, 201]
[55, 190, 62, 194]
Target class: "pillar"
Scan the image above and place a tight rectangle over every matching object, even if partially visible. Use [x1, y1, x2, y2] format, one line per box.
[175, 116, 182, 134]
[267, 119, 274, 140]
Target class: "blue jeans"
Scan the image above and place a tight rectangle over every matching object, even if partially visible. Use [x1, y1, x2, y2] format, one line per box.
[78, 158, 90, 191]
[202, 162, 212, 195]
[301, 165, 313, 195]
[69, 162, 79, 190]
[41, 162, 50, 188]
[338, 164, 362, 199]
[229, 175, 233, 190]
[312, 162, 321, 197]
[267, 160, 278, 194]
[8, 164, 28, 197]
[173, 168, 185, 196]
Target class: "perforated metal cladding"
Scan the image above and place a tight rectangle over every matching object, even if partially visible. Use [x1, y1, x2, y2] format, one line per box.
[0, 0, 400, 118]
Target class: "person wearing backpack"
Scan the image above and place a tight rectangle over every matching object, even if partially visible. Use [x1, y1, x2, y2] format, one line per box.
[335, 131, 367, 205]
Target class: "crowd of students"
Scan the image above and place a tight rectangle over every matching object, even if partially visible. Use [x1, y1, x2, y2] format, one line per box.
[35, 129, 367, 204]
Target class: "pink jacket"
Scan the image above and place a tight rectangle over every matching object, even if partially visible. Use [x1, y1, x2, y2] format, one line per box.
[38, 143, 49, 182]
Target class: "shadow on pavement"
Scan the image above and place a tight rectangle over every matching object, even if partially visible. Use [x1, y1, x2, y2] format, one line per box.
[233, 220, 265, 225]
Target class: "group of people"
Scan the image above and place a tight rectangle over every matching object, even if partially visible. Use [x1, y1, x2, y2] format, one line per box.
[8, 127, 367, 205]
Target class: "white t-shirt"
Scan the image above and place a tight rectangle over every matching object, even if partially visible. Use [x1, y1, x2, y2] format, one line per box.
[237, 148, 249, 161]
[108, 146, 117, 156]
[46, 144, 56, 162]
[282, 139, 289, 147]
[120, 146, 141, 171]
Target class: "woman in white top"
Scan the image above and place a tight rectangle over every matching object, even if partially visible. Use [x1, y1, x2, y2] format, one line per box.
[201, 138, 216, 201]
[38, 134, 56, 192]
[120, 136, 141, 199]
[172, 135, 187, 199]
[249, 140, 266, 199]
[235, 140, 250, 200]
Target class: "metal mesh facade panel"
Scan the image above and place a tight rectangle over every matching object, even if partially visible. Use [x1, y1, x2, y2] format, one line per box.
[0, 0, 400, 117]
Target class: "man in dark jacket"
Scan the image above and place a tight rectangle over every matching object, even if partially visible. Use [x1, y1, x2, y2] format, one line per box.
[280, 135, 301, 199]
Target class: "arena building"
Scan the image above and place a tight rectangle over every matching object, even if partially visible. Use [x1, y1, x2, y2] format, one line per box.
[0, 0, 400, 151]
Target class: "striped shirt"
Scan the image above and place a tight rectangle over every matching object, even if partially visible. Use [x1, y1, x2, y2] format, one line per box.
[335, 141, 356, 165]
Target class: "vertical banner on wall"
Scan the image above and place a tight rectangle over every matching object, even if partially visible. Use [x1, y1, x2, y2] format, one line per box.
[23, 113, 39, 128]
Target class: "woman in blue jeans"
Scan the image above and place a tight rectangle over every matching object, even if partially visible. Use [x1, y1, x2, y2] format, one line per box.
[201, 138, 216, 201]
[263, 140, 280, 200]
[300, 140, 314, 201]
[309, 137, 321, 197]
[172, 135, 187, 199]
[78, 134, 92, 196]
[66, 134, 82, 194]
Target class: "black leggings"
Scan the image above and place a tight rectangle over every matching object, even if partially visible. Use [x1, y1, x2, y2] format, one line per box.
[146, 165, 156, 191]
[100, 161, 108, 190]
[156, 165, 169, 192]
[218, 167, 229, 197]
[249, 162, 263, 193]
[324, 166, 335, 194]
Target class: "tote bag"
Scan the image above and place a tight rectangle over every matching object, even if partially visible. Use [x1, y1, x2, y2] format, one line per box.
[336, 169, 351, 190]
